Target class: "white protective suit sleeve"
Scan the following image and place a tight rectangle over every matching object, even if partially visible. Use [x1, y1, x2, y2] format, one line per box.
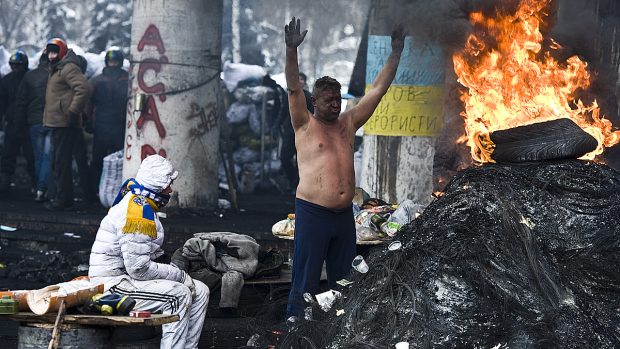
[120, 231, 185, 282]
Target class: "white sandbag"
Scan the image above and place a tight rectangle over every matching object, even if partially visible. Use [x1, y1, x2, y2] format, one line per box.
[226, 101, 258, 125]
[99, 150, 124, 208]
[221, 61, 265, 92]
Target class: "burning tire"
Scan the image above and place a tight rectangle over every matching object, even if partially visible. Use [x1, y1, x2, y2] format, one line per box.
[490, 118, 598, 163]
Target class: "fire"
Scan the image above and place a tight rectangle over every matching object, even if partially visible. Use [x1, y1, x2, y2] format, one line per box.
[453, 0, 620, 163]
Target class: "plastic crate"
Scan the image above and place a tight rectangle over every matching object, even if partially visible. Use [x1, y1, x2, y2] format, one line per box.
[0, 296, 19, 314]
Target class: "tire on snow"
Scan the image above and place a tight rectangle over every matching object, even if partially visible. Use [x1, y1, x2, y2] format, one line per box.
[490, 118, 598, 163]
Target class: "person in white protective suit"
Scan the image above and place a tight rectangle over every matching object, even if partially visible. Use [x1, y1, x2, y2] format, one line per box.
[88, 155, 209, 349]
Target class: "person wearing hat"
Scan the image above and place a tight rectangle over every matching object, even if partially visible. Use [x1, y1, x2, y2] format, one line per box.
[43, 38, 90, 210]
[86, 48, 129, 196]
[0, 50, 35, 193]
[15, 52, 52, 201]
[88, 155, 209, 349]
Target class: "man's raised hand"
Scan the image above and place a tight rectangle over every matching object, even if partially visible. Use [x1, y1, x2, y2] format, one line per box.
[285, 17, 308, 48]
[391, 24, 406, 54]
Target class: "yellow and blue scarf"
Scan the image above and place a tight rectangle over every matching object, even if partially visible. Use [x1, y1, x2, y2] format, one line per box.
[112, 178, 170, 238]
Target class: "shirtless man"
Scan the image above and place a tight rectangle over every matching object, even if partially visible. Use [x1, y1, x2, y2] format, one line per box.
[284, 17, 404, 319]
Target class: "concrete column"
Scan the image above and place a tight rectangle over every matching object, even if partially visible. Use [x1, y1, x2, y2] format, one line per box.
[231, 0, 241, 63]
[124, 0, 223, 209]
[360, 0, 445, 205]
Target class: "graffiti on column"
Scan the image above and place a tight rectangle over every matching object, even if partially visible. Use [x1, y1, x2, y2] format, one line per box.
[126, 23, 169, 160]
[187, 102, 218, 138]
[138, 58, 168, 102]
[141, 144, 167, 159]
[137, 96, 167, 138]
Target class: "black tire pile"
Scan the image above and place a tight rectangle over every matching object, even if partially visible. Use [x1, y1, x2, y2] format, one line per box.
[281, 160, 620, 348]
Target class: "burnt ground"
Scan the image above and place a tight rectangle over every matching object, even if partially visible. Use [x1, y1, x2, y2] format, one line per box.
[0, 168, 298, 348]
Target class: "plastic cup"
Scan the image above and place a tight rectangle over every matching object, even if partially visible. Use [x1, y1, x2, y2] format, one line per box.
[315, 290, 336, 312]
[351, 255, 369, 273]
[395, 342, 410, 349]
[388, 240, 402, 251]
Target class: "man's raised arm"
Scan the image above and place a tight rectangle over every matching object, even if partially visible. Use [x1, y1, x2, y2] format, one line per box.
[285, 17, 311, 130]
[350, 26, 405, 129]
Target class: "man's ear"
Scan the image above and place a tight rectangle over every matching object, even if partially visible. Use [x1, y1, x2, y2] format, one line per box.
[311, 96, 317, 105]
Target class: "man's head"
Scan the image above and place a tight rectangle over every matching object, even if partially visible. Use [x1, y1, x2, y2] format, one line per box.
[298, 72, 307, 88]
[105, 49, 124, 68]
[9, 50, 28, 72]
[135, 155, 178, 196]
[312, 76, 342, 121]
[46, 38, 68, 64]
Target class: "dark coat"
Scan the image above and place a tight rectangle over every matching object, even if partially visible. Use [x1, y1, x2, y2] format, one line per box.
[87, 66, 128, 136]
[43, 50, 90, 128]
[15, 62, 49, 126]
[0, 69, 28, 125]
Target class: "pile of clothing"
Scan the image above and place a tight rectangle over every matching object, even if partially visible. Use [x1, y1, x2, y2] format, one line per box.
[171, 232, 283, 310]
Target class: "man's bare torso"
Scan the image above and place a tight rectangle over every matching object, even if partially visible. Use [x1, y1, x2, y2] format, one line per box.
[295, 111, 356, 209]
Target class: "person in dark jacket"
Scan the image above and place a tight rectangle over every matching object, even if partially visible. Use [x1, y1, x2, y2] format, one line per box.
[43, 38, 90, 210]
[0, 50, 35, 193]
[15, 53, 51, 201]
[71, 54, 97, 203]
[87, 48, 128, 194]
[271, 72, 313, 193]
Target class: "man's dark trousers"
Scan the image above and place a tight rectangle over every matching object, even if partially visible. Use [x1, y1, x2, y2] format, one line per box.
[1, 121, 35, 182]
[51, 127, 81, 206]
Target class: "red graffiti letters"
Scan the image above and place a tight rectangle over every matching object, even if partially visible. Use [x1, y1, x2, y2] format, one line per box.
[138, 24, 166, 54]
[137, 57, 168, 102]
[137, 95, 166, 138]
[141, 144, 167, 160]
[133, 24, 168, 159]
[125, 134, 133, 160]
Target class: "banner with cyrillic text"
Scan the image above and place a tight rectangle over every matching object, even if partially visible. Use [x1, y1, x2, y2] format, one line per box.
[364, 35, 444, 137]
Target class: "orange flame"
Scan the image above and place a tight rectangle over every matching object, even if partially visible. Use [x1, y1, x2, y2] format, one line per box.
[453, 0, 620, 163]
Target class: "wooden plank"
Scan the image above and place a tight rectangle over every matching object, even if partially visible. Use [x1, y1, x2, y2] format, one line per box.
[2, 312, 179, 327]
[245, 266, 328, 285]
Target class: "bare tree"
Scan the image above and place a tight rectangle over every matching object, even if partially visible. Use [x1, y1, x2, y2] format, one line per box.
[0, 0, 31, 49]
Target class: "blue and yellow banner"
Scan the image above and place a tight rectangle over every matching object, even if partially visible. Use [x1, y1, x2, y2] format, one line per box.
[364, 36, 445, 136]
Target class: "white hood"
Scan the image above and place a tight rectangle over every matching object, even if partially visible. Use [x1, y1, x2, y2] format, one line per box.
[135, 155, 178, 193]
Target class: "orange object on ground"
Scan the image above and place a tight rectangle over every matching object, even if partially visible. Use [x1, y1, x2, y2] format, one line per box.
[26, 280, 104, 315]
[0, 290, 30, 311]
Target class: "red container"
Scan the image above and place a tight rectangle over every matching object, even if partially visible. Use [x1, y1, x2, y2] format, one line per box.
[129, 310, 151, 318]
